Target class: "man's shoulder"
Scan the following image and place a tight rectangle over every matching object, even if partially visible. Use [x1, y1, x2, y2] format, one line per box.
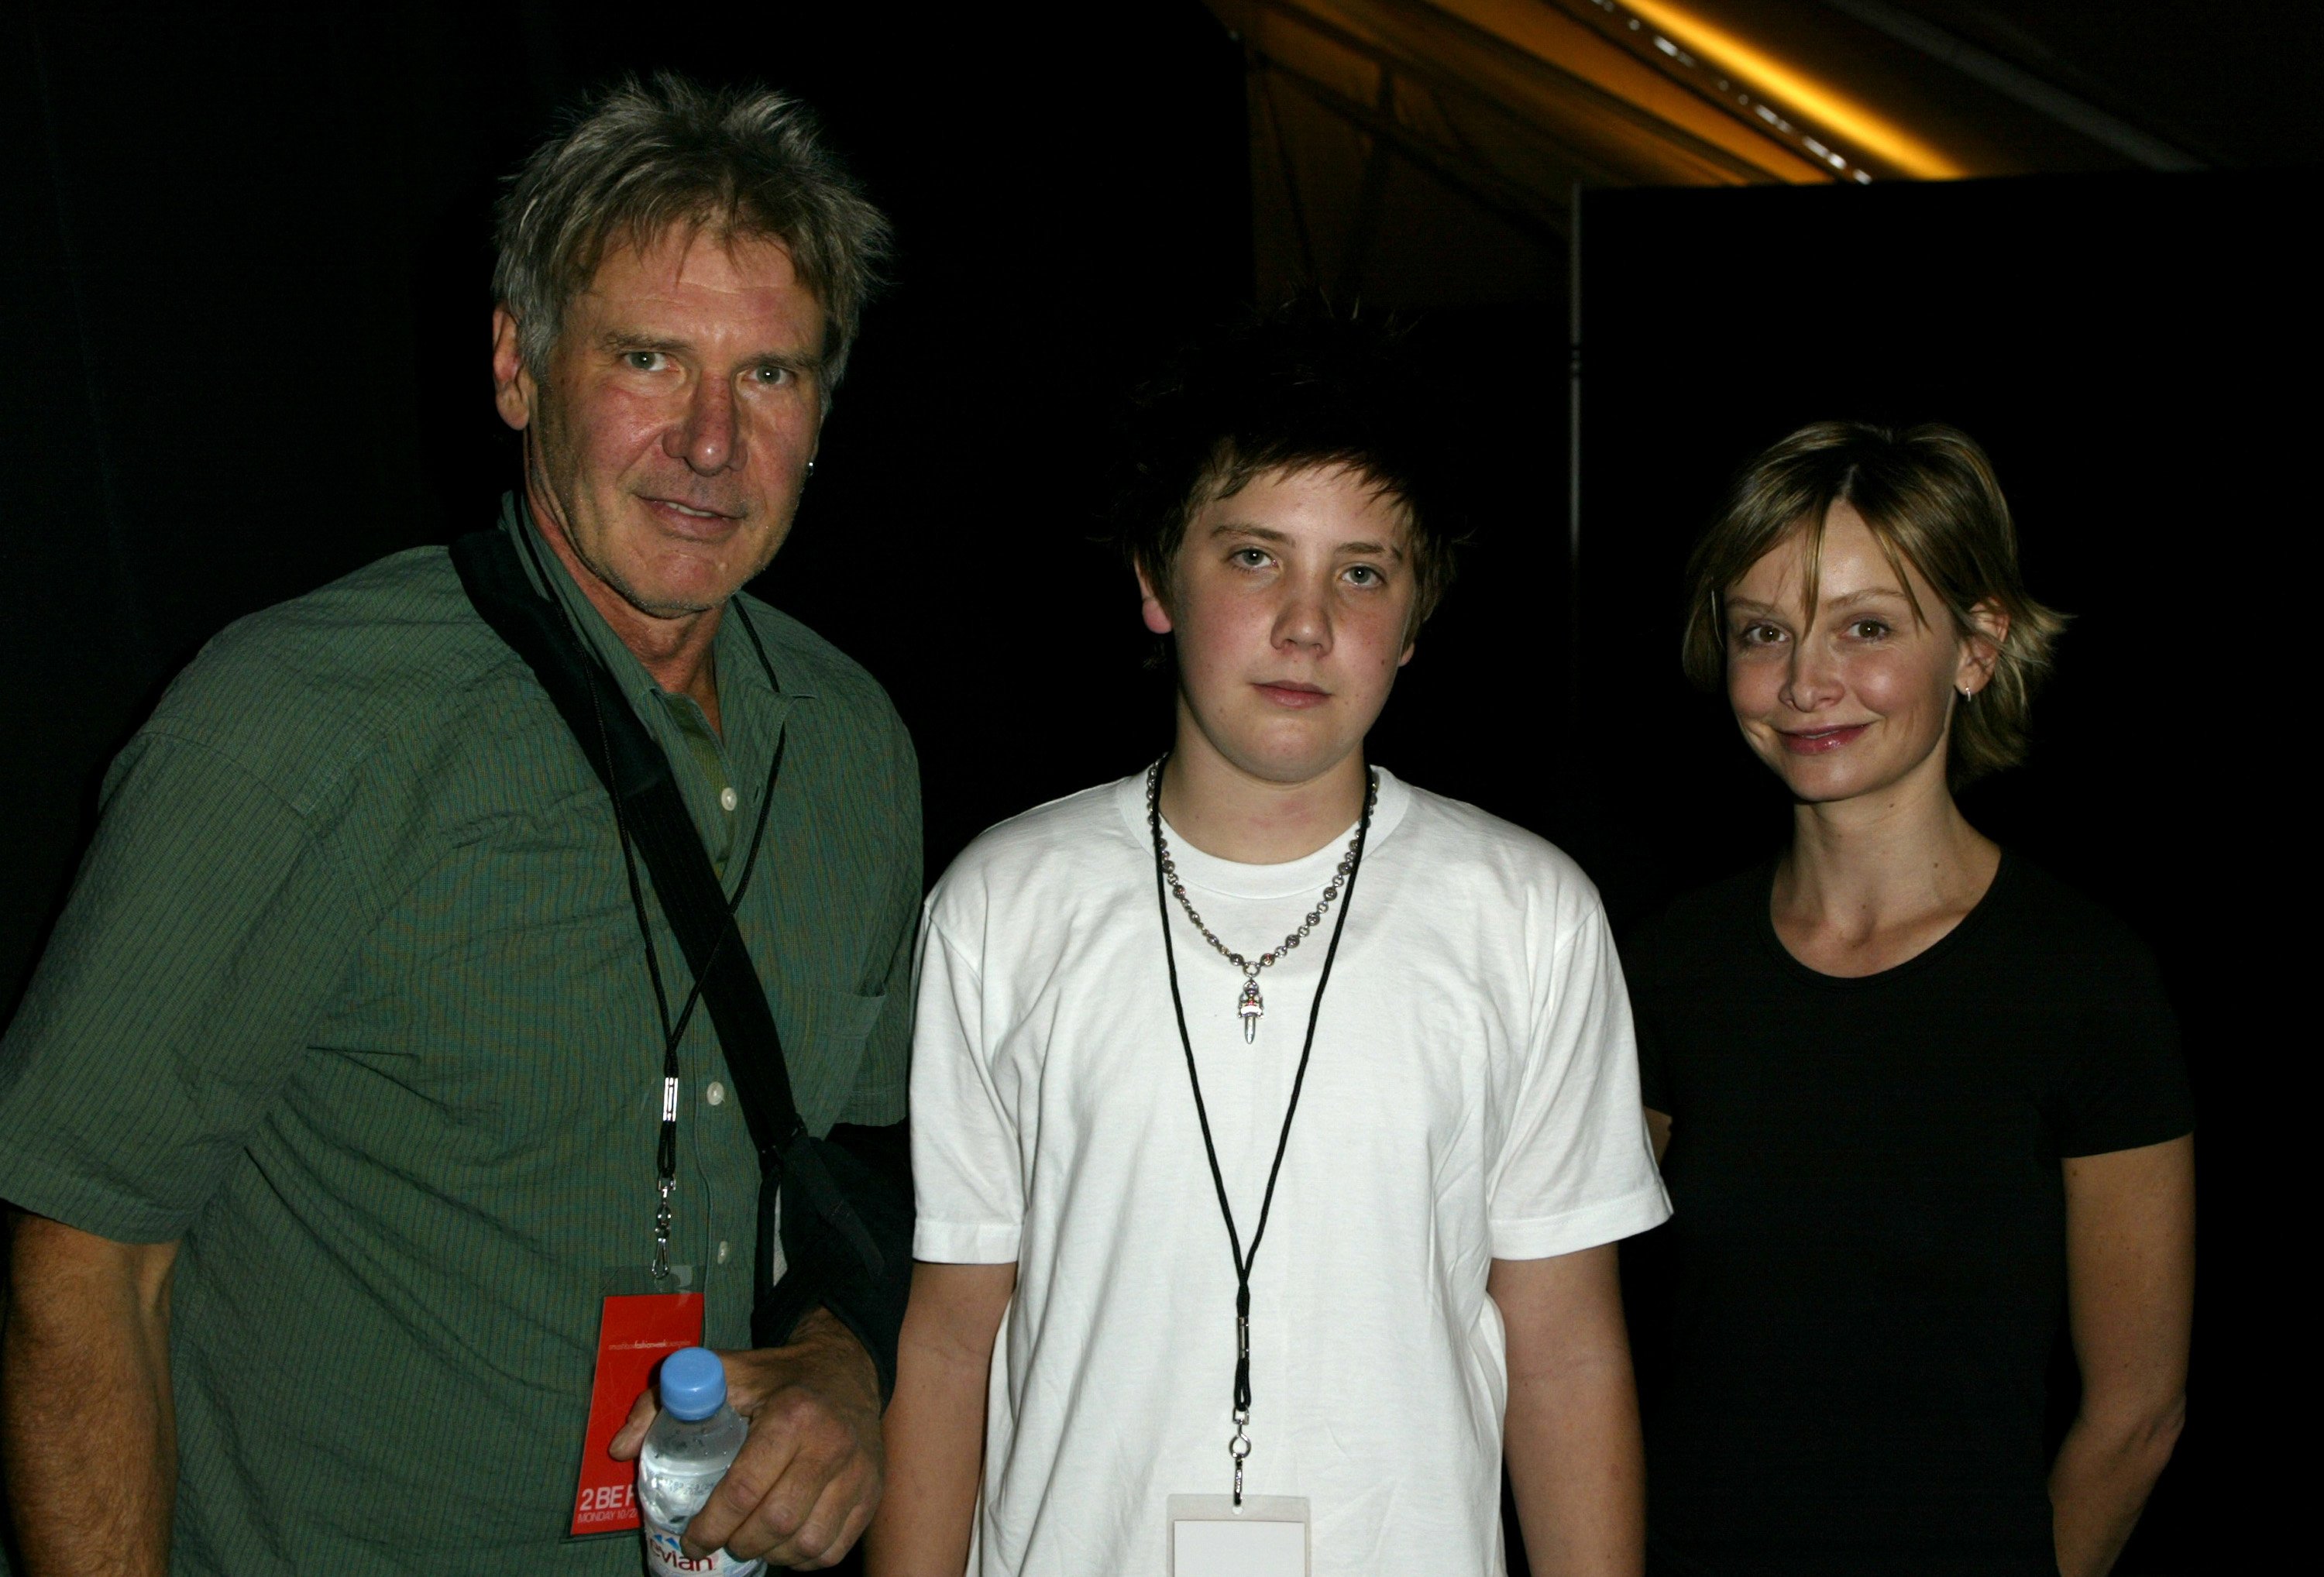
[138, 544, 521, 799]
[732, 591, 909, 746]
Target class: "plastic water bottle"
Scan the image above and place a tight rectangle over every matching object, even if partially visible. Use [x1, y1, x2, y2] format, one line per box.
[638, 1347, 762, 1575]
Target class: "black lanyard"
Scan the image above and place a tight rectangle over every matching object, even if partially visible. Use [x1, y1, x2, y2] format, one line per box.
[517, 523, 786, 1278]
[1146, 758, 1377, 1504]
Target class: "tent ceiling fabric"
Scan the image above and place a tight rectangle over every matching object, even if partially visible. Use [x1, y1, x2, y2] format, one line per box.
[1205, 0, 2223, 303]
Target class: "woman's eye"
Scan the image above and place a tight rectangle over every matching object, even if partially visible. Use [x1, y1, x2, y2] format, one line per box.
[1734, 624, 1782, 646]
[1849, 619, 1889, 639]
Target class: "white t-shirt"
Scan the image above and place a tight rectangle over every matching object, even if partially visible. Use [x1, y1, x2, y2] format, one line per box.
[910, 768, 1671, 1576]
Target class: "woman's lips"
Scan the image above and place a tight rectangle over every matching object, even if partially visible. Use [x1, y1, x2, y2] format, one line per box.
[1254, 682, 1331, 709]
[1779, 723, 1870, 754]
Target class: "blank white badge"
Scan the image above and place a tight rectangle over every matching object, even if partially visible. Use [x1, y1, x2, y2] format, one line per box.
[1167, 1494, 1311, 1577]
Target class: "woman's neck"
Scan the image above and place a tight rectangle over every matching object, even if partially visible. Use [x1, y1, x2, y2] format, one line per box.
[1774, 764, 2000, 977]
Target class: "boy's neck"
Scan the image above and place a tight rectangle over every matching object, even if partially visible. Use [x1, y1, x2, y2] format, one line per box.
[1158, 734, 1370, 866]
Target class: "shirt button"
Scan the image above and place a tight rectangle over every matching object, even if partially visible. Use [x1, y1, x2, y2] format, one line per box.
[716, 1240, 731, 1265]
[706, 1081, 726, 1107]
[719, 786, 738, 813]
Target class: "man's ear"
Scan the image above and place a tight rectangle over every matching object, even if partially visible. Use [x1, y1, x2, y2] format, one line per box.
[491, 307, 535, 431]
[1135, 562, 1174, 635]
[1958, 598, 2010, 696]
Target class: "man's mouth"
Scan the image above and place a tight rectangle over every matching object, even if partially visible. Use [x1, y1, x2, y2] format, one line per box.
[638, 496, 741, 533]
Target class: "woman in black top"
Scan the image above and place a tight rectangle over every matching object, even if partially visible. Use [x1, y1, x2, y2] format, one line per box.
[1627, 422, 2194, 1577]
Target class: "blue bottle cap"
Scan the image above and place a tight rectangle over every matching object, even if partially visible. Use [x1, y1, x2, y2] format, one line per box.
[659, 1347, 727, 1423]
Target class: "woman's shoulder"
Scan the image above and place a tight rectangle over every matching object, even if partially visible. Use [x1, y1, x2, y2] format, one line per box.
[1624, 859, 1779, 976]
[1975, 850, 2165, 980]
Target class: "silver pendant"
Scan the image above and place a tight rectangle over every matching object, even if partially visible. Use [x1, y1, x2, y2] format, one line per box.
[1238, 977, 1263, 1043]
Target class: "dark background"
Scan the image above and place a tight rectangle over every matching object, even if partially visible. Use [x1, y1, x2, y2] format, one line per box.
[1575, 170, 2313, 1574]
[4, 2, 2309, 1570]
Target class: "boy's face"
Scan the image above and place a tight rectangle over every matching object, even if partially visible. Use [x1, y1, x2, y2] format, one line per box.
[1139, 463, 1418, 792]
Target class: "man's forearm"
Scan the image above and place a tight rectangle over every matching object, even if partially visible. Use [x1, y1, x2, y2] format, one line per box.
[2051, 1403, 2183, 1577]
[2, 1214, 180, 1577]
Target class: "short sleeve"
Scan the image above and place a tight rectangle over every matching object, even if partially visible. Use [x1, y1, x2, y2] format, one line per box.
[1487, 889, 1673, 1259]
[2052, 942, 2194, 1158]
[907, 907, 1023, 1263]
[0, 734, 363, 1240]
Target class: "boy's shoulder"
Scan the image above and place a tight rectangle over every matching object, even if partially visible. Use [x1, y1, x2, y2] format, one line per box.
[929, 774, 1145, 911]
[1387, 773, 1605, 917]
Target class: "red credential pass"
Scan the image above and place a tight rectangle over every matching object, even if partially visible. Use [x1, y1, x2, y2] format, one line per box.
[571, 1290, 704, 1536]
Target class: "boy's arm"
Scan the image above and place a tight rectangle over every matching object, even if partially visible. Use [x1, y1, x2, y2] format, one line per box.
[863, 1260, 1018, 1577]
[1491, 1244, 1645, 1577]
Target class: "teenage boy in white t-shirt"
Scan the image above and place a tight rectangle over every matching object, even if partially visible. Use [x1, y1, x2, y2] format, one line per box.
[865, 312, 1670, 1577]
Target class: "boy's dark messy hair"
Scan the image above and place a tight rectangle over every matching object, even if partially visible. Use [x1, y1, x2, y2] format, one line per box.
[1110, 301, 1465, 631]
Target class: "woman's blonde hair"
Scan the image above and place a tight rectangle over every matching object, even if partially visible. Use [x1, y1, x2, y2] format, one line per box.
[1681, 421, 2068, 784]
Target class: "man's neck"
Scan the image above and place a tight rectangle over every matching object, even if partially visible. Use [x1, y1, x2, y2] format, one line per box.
[524, 482, 726, 730]
[1157, 725, 1370, 865]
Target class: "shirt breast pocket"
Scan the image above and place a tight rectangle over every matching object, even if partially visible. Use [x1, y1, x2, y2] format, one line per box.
[765, 982, 889, 1134]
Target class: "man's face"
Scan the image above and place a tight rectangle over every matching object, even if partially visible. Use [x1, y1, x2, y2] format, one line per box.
[1140, 464, 1418, 788]
[493, 225, 826, 618]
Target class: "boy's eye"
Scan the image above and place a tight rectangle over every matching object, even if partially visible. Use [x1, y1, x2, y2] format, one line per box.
[1231, 548, 1271, 568]
[1345, 565, 1383, 586]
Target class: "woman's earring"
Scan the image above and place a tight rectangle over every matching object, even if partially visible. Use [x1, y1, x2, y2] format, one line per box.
[1958, 686, 1976, 703]
[806, 459, 816, 478]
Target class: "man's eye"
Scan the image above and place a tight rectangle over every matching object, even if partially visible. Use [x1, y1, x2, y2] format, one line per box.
[752, 365, 792, 386]
[624, 351, 664, 371]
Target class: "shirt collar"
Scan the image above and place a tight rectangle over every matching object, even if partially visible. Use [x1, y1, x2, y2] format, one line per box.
[497, 493, 810, 709]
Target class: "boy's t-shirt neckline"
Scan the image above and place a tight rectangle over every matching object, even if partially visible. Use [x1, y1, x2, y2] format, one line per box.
[1114, 764, 1415, 902]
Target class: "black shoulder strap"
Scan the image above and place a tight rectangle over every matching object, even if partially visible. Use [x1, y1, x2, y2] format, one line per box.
[448, 527, 880, 1272]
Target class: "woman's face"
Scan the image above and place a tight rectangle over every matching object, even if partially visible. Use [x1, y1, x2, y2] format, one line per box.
[1724, 501, 2000, 808]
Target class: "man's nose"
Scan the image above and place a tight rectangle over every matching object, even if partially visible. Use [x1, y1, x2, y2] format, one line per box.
[667, 376, 741, 475]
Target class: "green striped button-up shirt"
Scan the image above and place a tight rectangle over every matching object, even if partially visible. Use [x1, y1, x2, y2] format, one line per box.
[0, 498, 920, 1575]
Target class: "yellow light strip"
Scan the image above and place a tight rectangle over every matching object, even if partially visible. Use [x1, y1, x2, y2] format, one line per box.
[1621, 0, 1968, 178]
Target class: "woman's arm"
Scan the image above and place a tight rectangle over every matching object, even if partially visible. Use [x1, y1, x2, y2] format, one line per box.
[863, 1260, 1016, 1577]
[1644, 1108, 1671, 1164]
[2051, 1134, 2194, 1577]
[1493, 1244, 1645, 1577]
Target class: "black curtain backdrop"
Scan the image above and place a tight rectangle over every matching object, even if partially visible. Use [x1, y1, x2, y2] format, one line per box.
[4, 0, 2308, 1567]
[1576, 170, 2315, 1573]
[0, 0, 1253, 1006]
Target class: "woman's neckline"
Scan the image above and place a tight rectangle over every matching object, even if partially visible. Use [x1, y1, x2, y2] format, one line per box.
[1759, 845, 2013, 984]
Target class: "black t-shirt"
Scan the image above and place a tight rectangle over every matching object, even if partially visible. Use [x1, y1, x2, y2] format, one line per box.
[1628, 851, 2193, 1577]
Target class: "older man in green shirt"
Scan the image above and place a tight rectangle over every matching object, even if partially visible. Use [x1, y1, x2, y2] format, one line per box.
[0, 77, 913, 1575]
